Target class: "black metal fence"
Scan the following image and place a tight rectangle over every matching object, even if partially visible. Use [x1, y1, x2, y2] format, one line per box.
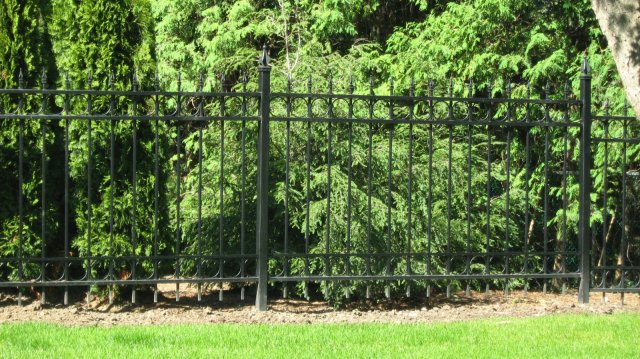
[0, 49, 637, 310]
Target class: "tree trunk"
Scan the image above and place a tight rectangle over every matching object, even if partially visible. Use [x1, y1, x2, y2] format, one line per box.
[592, 0, 640, 116]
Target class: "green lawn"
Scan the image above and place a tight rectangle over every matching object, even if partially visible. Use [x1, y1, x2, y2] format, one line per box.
[1, 314, 638, 358]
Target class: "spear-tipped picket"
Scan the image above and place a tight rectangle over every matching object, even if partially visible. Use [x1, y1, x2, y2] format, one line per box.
[154, 70, 160, 91]
[132, 70, 138, 91]
[87, 70, 93, 90]
[544, 81, 551, 99]
[307, 75, 312, 92]
[220, 74, 225, 92]
[563, 81, 570, 99]
[41, 69, 47, 90]
[328, 72, 333, 94]
[487, 79, 493, 99]
[109, 70, 115, 91]
[348, 75, 355, 94]
[369, 75, 374, 95]
[429, 79, 434, 97]
[409, 76, 415, 97]
[198, 72, 204, 92]
[65, 72, 71, 90]
[389, 78, 394, 96]
[468, 78, 474, 98]
[18, 68, 23, 89]
[242, 72, 248, 91]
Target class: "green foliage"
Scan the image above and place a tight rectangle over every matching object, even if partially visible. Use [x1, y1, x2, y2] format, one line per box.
[0, 0, 636, 303]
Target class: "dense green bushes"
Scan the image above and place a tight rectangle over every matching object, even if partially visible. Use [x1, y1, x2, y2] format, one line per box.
[0, 0, 636, 302]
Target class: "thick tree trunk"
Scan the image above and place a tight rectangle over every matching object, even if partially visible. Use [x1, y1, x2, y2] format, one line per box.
[592, 0, 640, 116]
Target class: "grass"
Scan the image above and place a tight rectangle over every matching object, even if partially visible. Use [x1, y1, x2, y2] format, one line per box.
[1, 314, 638, 358]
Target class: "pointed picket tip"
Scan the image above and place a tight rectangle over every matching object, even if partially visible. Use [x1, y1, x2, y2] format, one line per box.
[110, 70, 116, 85]
[65, 72, 71, 89]
[260, 45, 269, 67]
[154, 70, 160, 90]
[18, 68, 24, 88]
[348, 75, 355, 93]
[369, 75, 374, 95]
[307, 74, 313, 91]
[198, 72, 204, 90]
[468, 77, 474, 97]
[581, 55, 591, 75]
[132, 69, 139, 89]
[41, 69, 47, 88]
[220, 74, 226, 91]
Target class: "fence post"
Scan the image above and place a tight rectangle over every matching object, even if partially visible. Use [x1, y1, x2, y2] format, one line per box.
[578, 56, 592, 304]
[256, 46, 271, 311]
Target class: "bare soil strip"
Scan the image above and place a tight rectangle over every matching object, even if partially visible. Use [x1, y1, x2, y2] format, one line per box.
[1, 289, 638, 326]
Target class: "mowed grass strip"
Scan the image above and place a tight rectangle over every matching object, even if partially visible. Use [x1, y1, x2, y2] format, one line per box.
[1, 314, 638, 358]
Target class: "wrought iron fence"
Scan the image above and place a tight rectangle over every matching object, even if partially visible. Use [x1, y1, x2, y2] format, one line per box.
[0, 48, 637, 310]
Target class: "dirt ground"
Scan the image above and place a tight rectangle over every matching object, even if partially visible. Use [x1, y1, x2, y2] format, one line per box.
[1, 286, 638, 326]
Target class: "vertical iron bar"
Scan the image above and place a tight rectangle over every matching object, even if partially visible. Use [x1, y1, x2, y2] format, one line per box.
[87, 71, 93, 304]
[427, 80, 434, 297]
[446, 79, 453, 298]
[283, 77, 291, 299]
[175, 72, 182, 302]
[197, 74, 204, 302]
[346, 76, 354, 298]
[366, 76, 374, 299]
[466, 79, 473, 296]
[485, 80, 493, 295]
[40, 70, 47, 304]
[304, 75, 312, 300]
[523, 81, 531, 294]
[407, 77, 415, 297]
[153, 72, 160, 303]
[219, 75, 226, 302]
[561, 84, 569, 295]
[17, 69, 24, 306]
[131, 72, 138, 304]
[240, 73, 247, 301]
[504, 82, 512, 296]
[620, 104, 628, 294]
[255, 46, 271, 311]
[326, 74, 333, 298]
[601, 101, 609, 297]
[63, 73, 70, 305]
[108, 71, 116, 305]
[578, 57, 592, 304]
[386, 79, 394, 299]
[543, 93, 550, 294]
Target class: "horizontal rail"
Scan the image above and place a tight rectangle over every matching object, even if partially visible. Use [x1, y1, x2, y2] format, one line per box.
[271, 273, 582, 282]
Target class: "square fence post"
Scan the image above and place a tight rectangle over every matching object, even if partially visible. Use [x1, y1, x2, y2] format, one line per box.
[256, 46, 271, 311]
[578, 56, 592, 304]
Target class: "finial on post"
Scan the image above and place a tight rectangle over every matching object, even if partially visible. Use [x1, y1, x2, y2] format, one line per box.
[581, 55, 591, 76]
[260, 45, 270, 67]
